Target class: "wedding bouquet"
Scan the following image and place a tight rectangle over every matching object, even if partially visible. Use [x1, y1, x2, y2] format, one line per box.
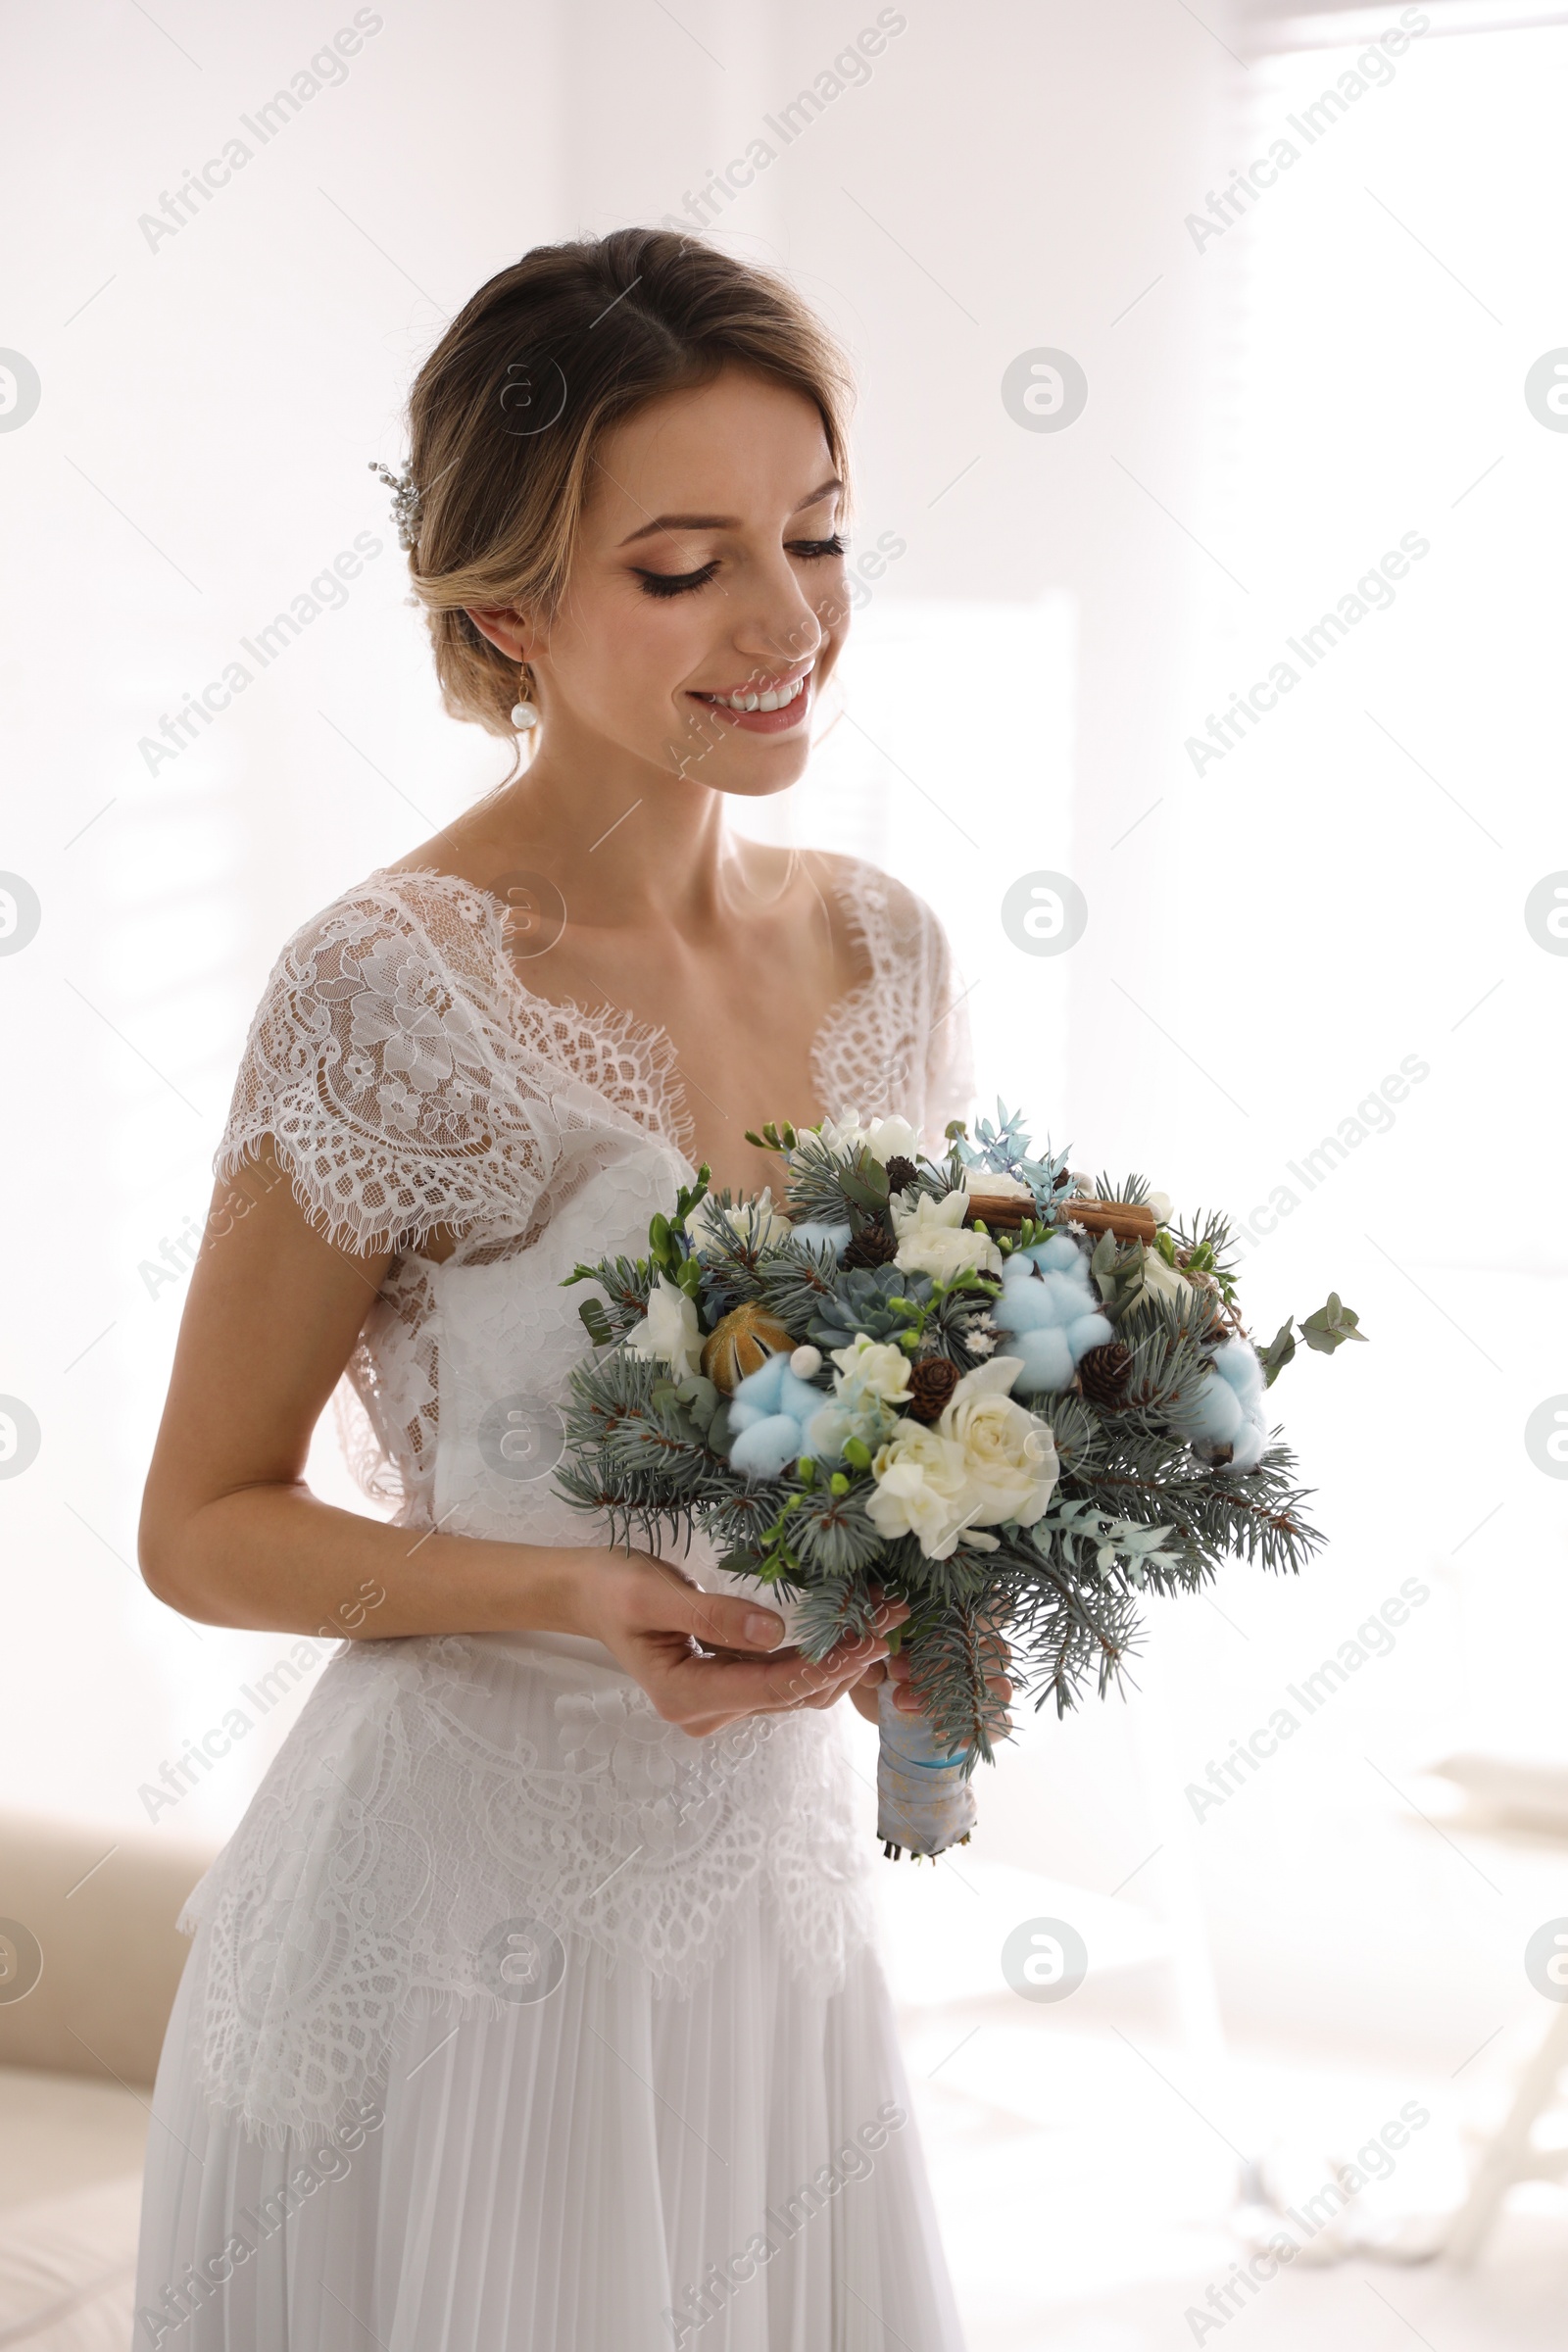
[558, 1106, 1363, 1859]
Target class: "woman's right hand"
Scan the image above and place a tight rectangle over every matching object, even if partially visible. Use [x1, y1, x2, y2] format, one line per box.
[565, 1545, 901, 1738]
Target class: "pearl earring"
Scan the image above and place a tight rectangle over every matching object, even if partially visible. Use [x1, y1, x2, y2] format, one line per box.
[511, 665, 539, 731]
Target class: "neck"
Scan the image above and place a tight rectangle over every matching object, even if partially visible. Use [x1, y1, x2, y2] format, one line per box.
[473, 718, 788, 930]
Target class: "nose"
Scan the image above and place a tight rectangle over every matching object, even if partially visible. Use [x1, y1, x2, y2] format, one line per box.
[731, 548, 827, 677]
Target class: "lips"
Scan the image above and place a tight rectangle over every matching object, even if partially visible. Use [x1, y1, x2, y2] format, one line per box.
[689, 664, 813, 734]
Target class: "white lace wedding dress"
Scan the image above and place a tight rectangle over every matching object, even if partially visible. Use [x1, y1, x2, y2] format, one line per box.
[134, 856, 973, 2350]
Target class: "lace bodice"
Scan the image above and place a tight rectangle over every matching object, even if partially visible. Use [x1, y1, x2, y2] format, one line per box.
[216, 855, 974, 1532]
[181, 852, 975, 2141]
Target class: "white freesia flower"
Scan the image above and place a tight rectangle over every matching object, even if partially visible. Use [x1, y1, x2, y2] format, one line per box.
[682, 1187, 792, 1256]
[937, 1356, 1058, 1528]
[622, 1274, 704, 1379]
[889, 1188, 1003, 1281]
[816, 1109, 922, 1166]
[865, 1422, 977, 1559]
[829, 1333, 912, 1402]
[806, 1334, 907, 1462]
[1148, 1190, 1173, 1226]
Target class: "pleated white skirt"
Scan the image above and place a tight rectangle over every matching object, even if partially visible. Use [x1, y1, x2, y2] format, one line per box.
[133, 1887, 965, 2350]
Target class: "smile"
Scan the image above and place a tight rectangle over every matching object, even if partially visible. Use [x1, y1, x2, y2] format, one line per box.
[689, 666, 813, 733]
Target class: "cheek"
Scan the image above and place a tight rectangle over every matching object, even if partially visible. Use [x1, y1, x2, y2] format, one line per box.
[554, 592, 708, 713]
[813, 575, 852, 667]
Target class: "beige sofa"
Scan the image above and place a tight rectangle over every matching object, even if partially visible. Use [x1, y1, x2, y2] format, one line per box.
[0, 1811, 216, 2347]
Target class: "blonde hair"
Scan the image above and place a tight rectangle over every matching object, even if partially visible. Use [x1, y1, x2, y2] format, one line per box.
[403, 228, 856, 738]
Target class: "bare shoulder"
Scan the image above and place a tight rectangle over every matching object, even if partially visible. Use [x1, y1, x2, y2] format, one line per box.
[799, 848, 945, 947]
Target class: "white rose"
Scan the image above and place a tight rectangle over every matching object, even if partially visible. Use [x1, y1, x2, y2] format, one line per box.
[623, 1274, 705, 1379]
[937, 1356, 1058, 1527]
[889, 1189, 1003, 1281]
[829, 1333, 912, 1402]
[817, 1109, 920, 1167]
[1140, 1250, 1194, 1306]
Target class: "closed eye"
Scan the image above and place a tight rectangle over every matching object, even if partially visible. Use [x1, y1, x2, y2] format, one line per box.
[635, 561, 720, 599]
[633, 532, 845, 598]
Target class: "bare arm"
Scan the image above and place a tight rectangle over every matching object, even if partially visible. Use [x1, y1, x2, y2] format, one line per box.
[138, 1143, 895, 1735]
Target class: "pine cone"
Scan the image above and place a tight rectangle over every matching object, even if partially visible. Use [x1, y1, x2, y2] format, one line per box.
[883, 1153, 918, 1198]
[843, 1217, 899, 1269]
[906, 1355, 960, 1421]
[1077, 1341, 1133, 1408]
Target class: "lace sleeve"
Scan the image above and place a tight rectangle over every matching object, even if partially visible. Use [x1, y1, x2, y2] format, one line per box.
[215, 880, 557, 1259]
[920, 903, 975, 1139]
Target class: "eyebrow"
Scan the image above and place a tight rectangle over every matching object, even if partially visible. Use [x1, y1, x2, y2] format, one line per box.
[616, 477, 843, 549]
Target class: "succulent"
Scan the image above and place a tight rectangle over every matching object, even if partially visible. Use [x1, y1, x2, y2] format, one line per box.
[807, 1264, 934, 1353]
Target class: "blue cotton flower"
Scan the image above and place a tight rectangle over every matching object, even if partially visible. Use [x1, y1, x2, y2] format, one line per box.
[991, 1235, 1113, 1396]
[1168, 1336, 1268, 1471]
[727, 1354, 825, 1480]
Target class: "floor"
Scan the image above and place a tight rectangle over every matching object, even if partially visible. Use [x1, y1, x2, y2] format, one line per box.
[901, 1999, 1568, 2351]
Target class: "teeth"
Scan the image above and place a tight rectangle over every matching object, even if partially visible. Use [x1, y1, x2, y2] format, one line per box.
[708, 672, 808, 713]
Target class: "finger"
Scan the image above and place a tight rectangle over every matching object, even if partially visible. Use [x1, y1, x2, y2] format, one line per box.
[654, 1632, 888, 1723]
[657, 1578, 788, 1655]
[765, 1637, 888, 1709]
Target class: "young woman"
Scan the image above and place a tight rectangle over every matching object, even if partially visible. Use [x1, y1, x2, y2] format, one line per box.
[134, 227, 997, 2350]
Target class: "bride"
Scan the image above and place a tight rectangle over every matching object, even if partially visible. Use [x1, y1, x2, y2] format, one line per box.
[133, 226, 1000, 2350]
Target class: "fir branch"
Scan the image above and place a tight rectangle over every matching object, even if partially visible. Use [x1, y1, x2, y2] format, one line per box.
[755, 1235, 846, 1331]
[560, 1252, 653, 1340]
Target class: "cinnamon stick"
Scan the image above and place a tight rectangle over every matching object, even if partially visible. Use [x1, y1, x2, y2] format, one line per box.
[961, 1192, 1158, 1246]
[1060, 1199, 1157, 1245]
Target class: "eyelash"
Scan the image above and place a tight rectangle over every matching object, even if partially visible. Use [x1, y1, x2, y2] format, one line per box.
[634, 534, 847, 600]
